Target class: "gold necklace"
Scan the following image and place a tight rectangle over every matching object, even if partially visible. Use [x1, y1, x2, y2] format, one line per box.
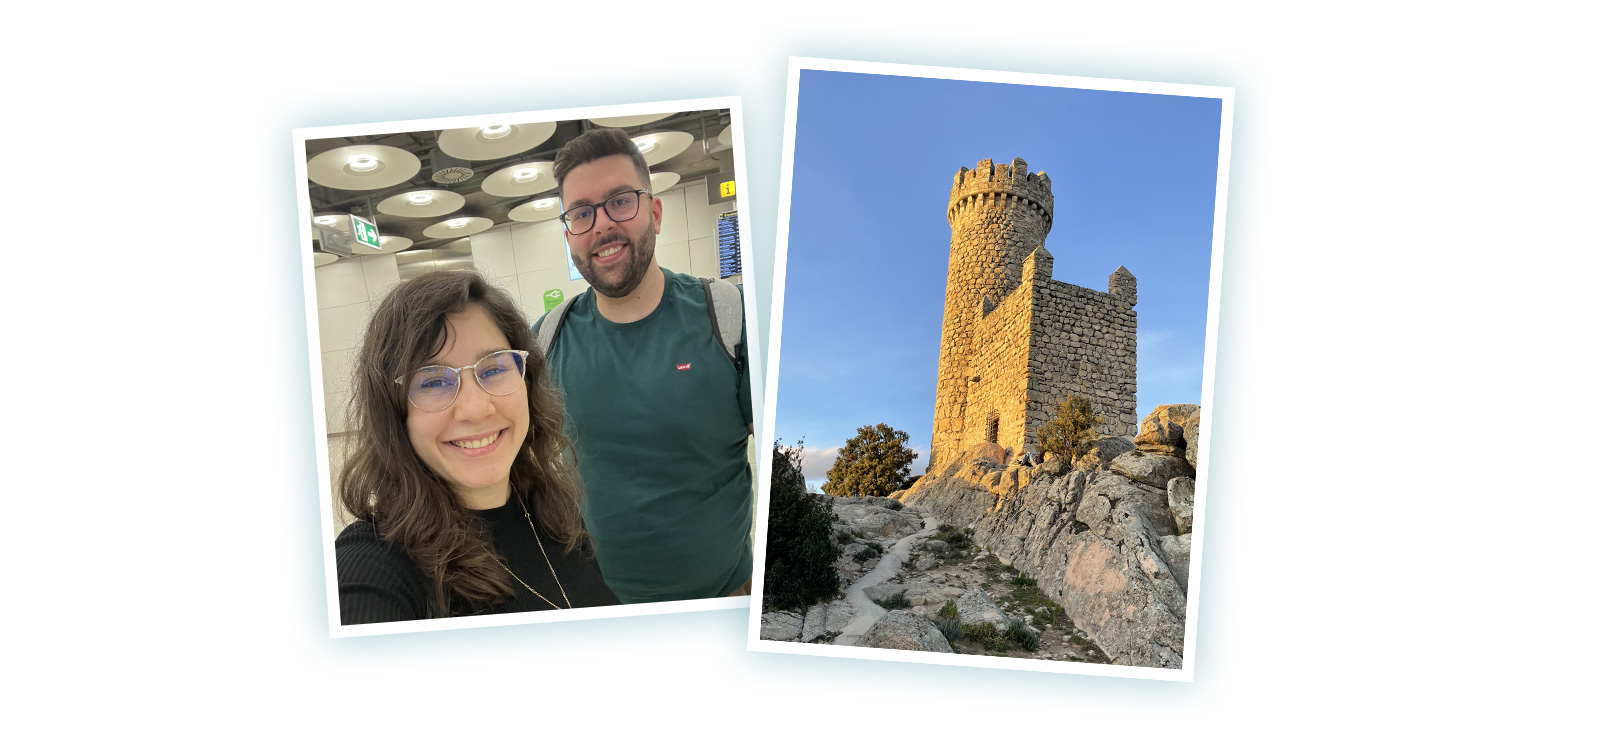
[493, 493, 572, 610]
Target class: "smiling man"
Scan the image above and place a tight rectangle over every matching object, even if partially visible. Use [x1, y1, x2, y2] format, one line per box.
[531, 127, 753, 604]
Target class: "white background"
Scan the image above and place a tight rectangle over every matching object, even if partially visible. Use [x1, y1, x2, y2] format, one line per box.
[3, 1, 1591, 738]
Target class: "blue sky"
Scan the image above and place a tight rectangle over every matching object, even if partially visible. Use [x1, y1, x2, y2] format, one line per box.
[774, 70, 1223, 489]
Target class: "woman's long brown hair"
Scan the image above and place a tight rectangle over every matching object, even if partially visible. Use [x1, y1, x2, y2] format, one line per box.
[338, 270, 585, 616]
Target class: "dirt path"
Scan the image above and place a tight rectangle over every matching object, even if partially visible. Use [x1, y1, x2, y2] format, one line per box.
[832, 511, 940, 646]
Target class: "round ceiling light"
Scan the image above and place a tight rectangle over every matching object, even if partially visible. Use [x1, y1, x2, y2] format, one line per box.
[313, 215, 340, 227]
[354, 234, 412, 255]
[589, 112, 675, 128]
[347, 154, 380, 172]
[649, 172, 680, 194]
[376, 189, 465, 219]
[307, 145, 421, 190]
[630, 131, 692, 166]
[423, 215, 493, 239]
[437, 121, 557, 160]
[508, 198, 564, 223]
[482, 161, 555, 197]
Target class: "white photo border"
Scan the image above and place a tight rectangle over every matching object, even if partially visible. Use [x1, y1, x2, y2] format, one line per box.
[746, 57, 1233, 681]
[293, 96, 764, 638]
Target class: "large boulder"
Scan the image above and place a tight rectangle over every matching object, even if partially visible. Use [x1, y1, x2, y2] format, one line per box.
[1185, 409, 1202, 470]
[862, 610, 954, 653]
[857, 509, 921, 538]
[1057, 531, 1187, 668]
[801, 603, 829, 642]
[1078, 472, 1178, 537]
[1158, 533, 1192, 594]
[1168, 476, 1195, 534]
[1110, 449, 1194, 489]
[759, 611, 803, 641]
[1073, 436, 1136, 472]
[825, 600, 855, 633]
[954, 588, 1009, 629]
[1134, 404, 1201, 458]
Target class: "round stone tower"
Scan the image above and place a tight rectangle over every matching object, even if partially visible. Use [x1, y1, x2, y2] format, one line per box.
[929, 157, 1054, 473]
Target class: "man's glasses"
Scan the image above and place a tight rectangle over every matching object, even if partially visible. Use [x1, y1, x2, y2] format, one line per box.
[395, 350, 530, 412]
[558, 189, 650, 235]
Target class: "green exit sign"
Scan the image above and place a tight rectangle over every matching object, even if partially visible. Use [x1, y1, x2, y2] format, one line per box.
[350, 214, 380, 250]
[543, 288, 564, 312]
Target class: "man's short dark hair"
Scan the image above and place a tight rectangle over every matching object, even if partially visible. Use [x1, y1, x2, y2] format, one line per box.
[553, 127, 651, 199]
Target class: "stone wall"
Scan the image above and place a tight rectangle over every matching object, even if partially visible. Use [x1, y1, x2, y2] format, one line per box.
[1025, 271, 1139, 439]
[962, 257, 1036, 458]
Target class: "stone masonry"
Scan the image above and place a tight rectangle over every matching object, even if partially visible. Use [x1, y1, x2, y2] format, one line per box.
[928, 158, 1137, 473]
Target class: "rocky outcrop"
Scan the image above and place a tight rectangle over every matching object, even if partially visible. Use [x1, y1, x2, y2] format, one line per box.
[954, 588, 1009, 629]
[760, 611, 803, 641]
[862, 610, 954, 653]
[1168, 477, 1195, 534]
[1073, 436, 1136, 471]
[899, 405, 1202, 669]
[865, 580, 962, 608]
[1133, 404, 1200, 458]
[1110, 449, 1193, 490]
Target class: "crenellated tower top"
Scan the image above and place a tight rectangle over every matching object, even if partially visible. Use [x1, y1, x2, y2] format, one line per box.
[948, 157, 1054, 229]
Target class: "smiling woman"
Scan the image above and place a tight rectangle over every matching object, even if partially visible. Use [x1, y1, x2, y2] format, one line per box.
[334, 270, 619, 623]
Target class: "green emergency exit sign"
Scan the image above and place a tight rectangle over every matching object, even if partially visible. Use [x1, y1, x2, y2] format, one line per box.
[350, 214, 380, 250]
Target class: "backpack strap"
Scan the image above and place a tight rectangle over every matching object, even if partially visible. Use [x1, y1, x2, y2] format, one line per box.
[700, 277, 744, 373]
[533, 294, 578, 358]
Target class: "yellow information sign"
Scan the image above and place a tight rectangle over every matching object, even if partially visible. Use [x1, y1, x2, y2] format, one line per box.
[719, 180, 736, 198]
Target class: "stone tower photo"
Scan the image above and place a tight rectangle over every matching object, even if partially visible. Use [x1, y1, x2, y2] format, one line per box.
[928, 157, 1139, 473]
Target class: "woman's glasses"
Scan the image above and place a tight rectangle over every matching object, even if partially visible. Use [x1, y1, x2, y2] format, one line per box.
[395, 350, 530, 412]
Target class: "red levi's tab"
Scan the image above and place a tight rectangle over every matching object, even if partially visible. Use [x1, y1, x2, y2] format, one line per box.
[676, 363, 692, 371]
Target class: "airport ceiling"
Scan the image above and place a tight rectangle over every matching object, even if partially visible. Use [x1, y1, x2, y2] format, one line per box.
[304, 108, 734, 259]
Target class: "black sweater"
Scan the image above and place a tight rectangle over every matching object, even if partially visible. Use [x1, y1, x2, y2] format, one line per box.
[335, 499, 619, 624]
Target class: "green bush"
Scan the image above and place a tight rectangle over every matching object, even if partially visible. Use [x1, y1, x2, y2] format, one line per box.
[934, 615, 964, 643]
[1034, 395, 1103, 462]
[938, 601, 960, 620]
[1005, 618, 1040, 652]
[963, 622, 1001, 646]
[822, 423, 917, 497]
[1010, 573, 1037, 587]
[933, 525, 971, 550]
[854, 541, 883, 562]
[761, 441, 842, 612]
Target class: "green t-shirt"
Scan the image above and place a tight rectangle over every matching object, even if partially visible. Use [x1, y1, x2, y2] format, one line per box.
[534, 268, 754, 603]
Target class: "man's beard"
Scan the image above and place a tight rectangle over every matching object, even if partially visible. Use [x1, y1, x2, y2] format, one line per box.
[574, 214, 657, 299]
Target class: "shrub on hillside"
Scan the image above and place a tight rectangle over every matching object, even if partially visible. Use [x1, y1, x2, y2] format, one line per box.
[762, 441, 841, 612]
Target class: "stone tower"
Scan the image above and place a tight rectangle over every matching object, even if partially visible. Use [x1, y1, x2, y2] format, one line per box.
[928, 157, 1138, 474]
